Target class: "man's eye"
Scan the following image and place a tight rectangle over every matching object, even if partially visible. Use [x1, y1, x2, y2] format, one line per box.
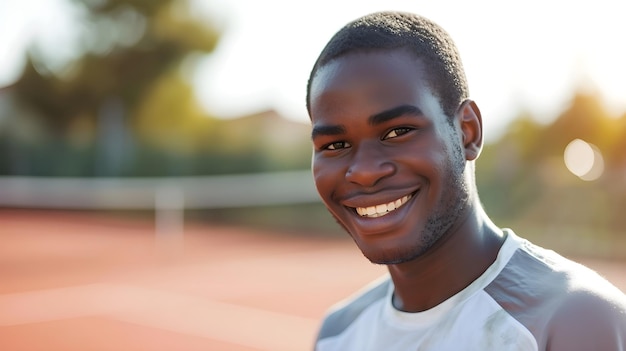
[325, 141, 351, 150]
[383, 127, 413, 140]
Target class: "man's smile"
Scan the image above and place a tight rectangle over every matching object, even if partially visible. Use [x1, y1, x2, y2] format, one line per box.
[353, 192, 416, 218]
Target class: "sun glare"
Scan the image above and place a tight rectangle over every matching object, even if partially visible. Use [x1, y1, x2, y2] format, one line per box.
[563, 139, 604, 181]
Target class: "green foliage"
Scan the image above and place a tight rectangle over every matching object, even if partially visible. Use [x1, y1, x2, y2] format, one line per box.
[0, 0, 316, 177]
[477, 91, 626, 258]
[10, 0, 218, 134]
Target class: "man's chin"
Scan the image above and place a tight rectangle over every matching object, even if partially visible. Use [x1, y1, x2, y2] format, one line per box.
[360, 245, 428, 265]
[330, 211, 432, 264]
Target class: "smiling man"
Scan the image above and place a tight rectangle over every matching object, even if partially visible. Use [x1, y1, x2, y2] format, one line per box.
[306, 11, 626, 351]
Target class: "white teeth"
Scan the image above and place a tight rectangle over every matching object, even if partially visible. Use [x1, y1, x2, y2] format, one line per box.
[395, 199, 402, 208]
[356, 194, 413, 218]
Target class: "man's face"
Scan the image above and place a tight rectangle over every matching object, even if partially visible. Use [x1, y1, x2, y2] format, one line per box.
[309, 49, 470, 264]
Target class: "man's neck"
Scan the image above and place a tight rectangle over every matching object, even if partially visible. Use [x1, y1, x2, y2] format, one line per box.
[387, 205, 504, 312]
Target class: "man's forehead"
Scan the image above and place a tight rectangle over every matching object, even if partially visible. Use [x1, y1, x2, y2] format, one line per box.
[311, 50, 427, 93]
[309, 51, 431, 117]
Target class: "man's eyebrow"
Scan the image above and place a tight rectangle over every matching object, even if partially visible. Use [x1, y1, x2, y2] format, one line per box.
[311, 105, 421, 139]
[369, 105, 423, 126]
[311, 124, 346, 139]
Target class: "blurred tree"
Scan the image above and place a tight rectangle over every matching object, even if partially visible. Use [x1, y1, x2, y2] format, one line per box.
[477, 111, 545, 220]
[534, 92, 617, 160]
[4, 0, 219, 175]
[133, 68, 216, 154]
[476, 91, 626, 258]
[606, 113, 626, 168]
[13, 0, 218, 131]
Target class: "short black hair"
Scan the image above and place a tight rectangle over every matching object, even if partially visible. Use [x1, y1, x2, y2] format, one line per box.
[306, 11, 469, 119]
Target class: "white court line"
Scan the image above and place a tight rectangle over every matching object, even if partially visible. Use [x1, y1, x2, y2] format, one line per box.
[0, 284, 319, 351]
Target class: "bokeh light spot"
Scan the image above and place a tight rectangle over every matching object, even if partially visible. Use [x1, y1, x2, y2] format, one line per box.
[564, 139, 604, 181]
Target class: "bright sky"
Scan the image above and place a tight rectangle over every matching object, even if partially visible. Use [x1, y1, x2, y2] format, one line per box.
[2, 0, 626, 142]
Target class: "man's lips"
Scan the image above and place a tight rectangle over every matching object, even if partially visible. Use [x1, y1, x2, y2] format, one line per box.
[352, 192, 416, 218]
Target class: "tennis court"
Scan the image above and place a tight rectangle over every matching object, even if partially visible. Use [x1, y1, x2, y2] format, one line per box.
[1, 210, 624, 350]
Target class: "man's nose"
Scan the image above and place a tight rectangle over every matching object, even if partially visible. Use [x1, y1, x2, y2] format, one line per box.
[345, 142, 395, 187]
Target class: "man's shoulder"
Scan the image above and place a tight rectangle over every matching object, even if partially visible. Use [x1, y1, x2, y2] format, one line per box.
[496, 233, 626, 350]
[498, 234, 624, 303]
[544, 277, 626, 350]
[317, 275, 391, 341]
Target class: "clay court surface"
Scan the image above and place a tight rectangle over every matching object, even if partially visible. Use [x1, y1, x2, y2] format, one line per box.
[1, 210, 625, 350]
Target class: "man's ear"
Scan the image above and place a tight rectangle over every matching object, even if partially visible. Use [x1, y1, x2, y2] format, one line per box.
[457, 99, 483, 161]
